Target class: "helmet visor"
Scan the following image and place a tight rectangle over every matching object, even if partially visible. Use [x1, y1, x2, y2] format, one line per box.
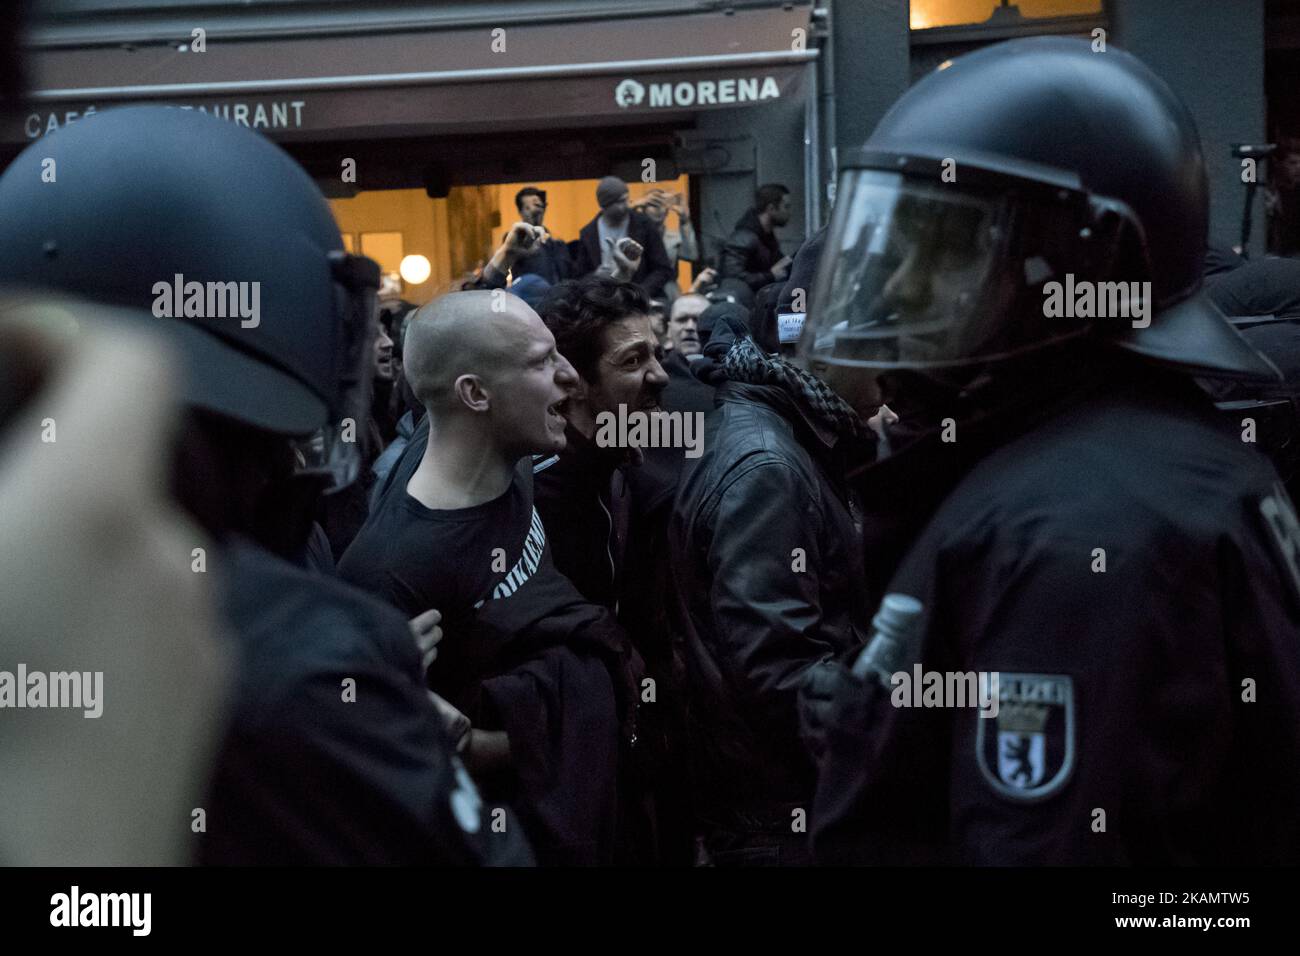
[800, 170, 1094, 375]
[291, 252, 381, 493]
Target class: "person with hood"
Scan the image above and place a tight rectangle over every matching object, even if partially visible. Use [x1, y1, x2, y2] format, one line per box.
[718, 184, 794, 292]
[798, 38, 1300, 865]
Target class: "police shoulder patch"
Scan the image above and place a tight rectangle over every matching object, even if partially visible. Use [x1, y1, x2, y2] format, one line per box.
[976, 672, 1075, 803]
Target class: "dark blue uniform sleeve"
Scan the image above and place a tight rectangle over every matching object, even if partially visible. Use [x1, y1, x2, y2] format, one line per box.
[204, 655, 534, 866]
[813, 491, 1300, 865]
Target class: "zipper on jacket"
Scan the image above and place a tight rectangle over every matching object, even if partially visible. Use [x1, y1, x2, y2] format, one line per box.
[598, 493, 618, 615]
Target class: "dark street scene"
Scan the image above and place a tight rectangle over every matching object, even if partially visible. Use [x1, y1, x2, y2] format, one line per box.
[0, 0, 1296, 937]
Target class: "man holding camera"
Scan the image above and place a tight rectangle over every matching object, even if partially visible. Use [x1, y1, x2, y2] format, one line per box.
[507, 186, 572, 286]
[571, 176, 675, 299]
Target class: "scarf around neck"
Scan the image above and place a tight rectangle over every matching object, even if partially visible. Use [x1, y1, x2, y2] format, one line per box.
[721, 335, 870, 446]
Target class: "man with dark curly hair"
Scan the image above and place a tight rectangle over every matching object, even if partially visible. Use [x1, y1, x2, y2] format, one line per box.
[531, 274, 668, 607]
[533, 274, 700, 863]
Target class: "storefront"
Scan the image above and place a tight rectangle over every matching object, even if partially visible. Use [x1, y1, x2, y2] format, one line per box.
[17, 0, 1253, 286]
[10, 1, 820, 300]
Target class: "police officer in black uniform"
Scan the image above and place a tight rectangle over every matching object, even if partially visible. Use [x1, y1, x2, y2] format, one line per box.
[0, 106, 533, 864]
[797, 38, 1300, 864]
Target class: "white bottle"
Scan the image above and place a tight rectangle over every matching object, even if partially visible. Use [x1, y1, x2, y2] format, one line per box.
[851, 593, 924, 684]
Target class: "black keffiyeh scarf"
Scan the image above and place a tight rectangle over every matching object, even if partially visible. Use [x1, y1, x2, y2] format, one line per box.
[721, 335, 871, 445]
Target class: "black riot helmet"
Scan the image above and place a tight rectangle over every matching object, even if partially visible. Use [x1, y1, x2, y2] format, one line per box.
[800, 37, 1279, 387]
[0, 105, 380, 491]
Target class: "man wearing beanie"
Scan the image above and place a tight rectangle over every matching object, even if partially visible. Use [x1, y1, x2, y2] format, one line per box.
[572, 176, 675, 299]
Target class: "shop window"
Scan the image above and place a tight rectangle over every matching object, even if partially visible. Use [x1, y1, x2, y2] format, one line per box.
[359, 232, 404, 276]
[911, 0, 1101, 30]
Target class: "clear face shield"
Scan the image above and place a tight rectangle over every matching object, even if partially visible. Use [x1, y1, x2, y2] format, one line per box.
[291, 251, 381, 493]
[798, 169, 1122, 407]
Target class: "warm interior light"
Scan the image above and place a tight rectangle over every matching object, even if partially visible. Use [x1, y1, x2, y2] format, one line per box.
[399, 254, 432, 285]
[912, 0, 1101, 30]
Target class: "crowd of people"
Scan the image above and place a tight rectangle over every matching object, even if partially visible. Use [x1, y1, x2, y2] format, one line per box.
[2, 35, 1299, 867]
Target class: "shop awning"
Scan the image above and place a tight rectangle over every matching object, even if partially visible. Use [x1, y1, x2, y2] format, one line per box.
[10, 2, 815, 143]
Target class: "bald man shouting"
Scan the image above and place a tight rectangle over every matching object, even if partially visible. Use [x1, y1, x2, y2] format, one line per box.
[339, 290, 639, 865]
[402, 289, 575, 506]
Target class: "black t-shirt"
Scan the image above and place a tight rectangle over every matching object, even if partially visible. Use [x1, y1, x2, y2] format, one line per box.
[337, 426, 630, 863]
[338, 457, 539, 624]
[338, 428, 626, 713]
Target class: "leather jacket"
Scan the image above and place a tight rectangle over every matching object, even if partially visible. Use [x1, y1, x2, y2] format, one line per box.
[718, 208, 783, 291]
[668, 378, 872, 827]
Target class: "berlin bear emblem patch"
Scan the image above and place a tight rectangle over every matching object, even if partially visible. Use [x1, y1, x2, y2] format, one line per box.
[976, 673, 1075, 802]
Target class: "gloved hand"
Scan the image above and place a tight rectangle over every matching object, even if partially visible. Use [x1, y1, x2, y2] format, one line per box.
[798, 658, 876, 762]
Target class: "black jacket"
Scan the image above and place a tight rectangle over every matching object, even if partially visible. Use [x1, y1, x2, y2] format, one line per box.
[571, 210, 674, 299]
[719, 208, 783, 291]
[531, 430, 628, 611]
[629, 351, 717, 534]
[1205, 255, 1300, 319]
[507, 232, 572, 286]
[537, 356, 715, 598]
[669, 378, 872, 829]
[812, 362, 1300, 865]
[1199, 261, 1300, 495]
[201, 540, 534, 865]
[342, 425, 634, 864]
[532, 429, 689, 863]
[778, 224, 828, 317]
